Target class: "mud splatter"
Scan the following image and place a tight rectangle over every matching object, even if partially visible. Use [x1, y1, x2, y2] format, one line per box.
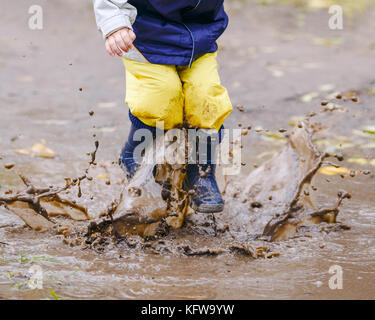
[89, 140, 99, 166]
[0, 119, 354, 257]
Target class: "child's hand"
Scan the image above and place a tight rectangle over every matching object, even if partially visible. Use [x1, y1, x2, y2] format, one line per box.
[105, 28, 136, 57]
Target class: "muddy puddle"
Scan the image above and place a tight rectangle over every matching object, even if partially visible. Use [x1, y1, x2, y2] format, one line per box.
[1, 109, 375, 299]
[2, 0, 375, 300]
[0, 0, 374, 301]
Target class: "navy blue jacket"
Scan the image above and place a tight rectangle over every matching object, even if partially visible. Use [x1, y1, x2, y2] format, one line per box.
[128, 0, 228, 66]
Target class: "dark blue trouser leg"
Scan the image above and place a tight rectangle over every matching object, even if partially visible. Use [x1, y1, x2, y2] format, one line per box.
[119, 111, 156, 179]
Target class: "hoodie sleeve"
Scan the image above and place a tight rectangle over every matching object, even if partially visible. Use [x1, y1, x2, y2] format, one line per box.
[93, 0, 137, 39]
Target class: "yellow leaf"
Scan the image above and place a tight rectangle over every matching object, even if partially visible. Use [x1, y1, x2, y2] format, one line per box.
[14, 141, 56, 159]
[96, 174, 108, 179]
[318, 166, 350, 176]
[352, 129, 373, 138]
[254, 126, 264, 132]
[363, 126, 375, 134]
[312, 37, 343, 47]
[14, 149, 30, 155]
[266, 132, 286, 140]
[30, 143, 56, 158]
[308, 0, 330, 9]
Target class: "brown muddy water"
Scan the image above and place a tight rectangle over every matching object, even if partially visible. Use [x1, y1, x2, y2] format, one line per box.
[2, 0, 375, 300]
[1, 114, 375, 300]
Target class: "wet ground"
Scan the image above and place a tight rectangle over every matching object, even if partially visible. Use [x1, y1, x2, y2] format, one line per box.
[1, 0, 375, 299]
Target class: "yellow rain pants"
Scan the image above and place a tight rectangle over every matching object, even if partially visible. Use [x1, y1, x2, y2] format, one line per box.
[122, 52, 232, 131]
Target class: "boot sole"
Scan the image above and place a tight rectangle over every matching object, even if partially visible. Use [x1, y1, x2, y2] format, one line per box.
[190, 201, 224, 213]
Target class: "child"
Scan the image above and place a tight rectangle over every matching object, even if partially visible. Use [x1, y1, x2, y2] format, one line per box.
[93, 0, 232, 213]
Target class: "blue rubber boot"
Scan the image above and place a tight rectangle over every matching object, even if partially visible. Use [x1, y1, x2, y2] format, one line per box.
[119, 111, 156, 180]
[183, 128, 224, 213]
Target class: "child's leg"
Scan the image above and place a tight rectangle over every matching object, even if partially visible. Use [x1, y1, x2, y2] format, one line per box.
[178, 52, 233, 213]
[178, 51, 232, 131]
[123, 58, 184, 129]
[119, 111, 156, 179]
[120, 58, 184, 178]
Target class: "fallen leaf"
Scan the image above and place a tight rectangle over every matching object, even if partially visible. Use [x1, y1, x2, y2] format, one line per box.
[312, 37, 343, 47]
[14, 149, 29, 155]
[352, 129, 373, 138]
[96, 174, 108, 179]
[15, 140, 56, 159]
[314, 139, 355, 150]
[318, 166, 350, 176]
[363, 126, 375, 134]
[308, 0, 330, 9]
[265, 132, 286, 140]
